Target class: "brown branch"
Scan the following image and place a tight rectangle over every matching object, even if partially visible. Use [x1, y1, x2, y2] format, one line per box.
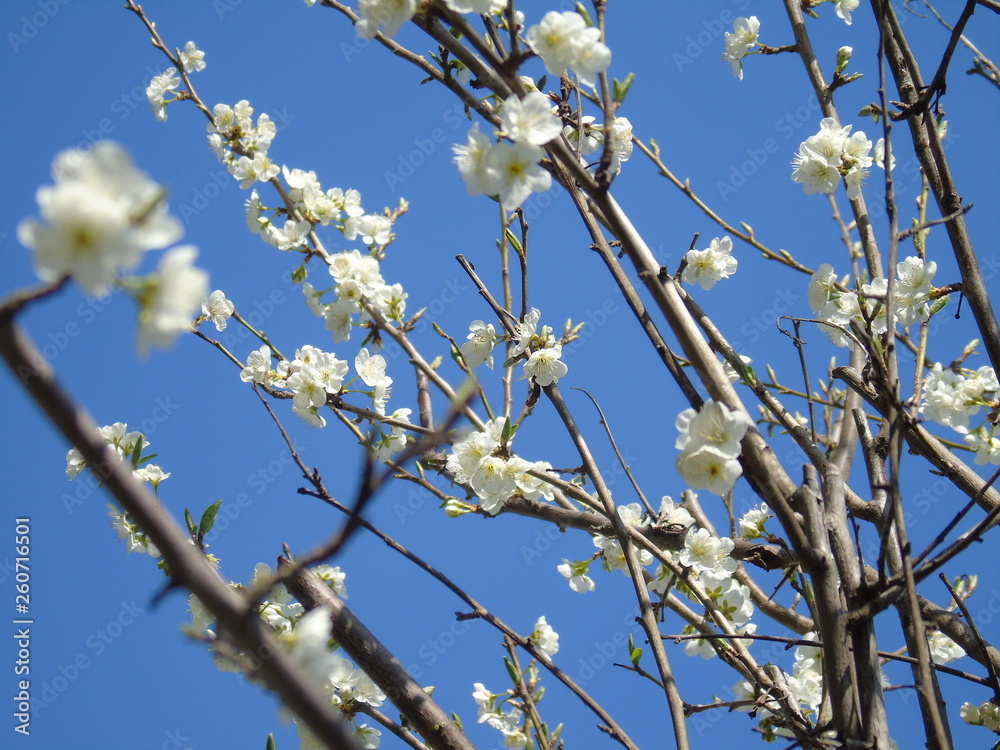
[0, 312, 359, 750]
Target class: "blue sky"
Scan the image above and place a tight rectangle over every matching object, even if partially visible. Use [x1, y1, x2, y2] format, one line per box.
[2, 1, 1000, 748]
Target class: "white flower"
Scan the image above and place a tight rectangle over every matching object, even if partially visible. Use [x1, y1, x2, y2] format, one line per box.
[525, 11, 611, 88]
[453, 123, 496, 197]
[484, 142, 552, 211]
[792, 144, 842, 195]
[860, 276, 889, 334]
[356, 0, 418, 39]
[927, 630, 966, 664]
[679, 528, 737, 575]
[344, 214, 392, 246]
[738, 503, 770, 539]
[675, 400, 751, 459]
[355, 348, 391, 387]
[232, 152, 279, 189]
[133, 464, 170, 487]
[606, 117, 634, 174]
[446, 430, 499, 483]
[807, 263, 840, 315]
[677, 447, 744, 495]
[681, 236, 737, 290]
[675, 400, 749, 496]
[202, 290, 234, 330]
[874, 137, 895, 171]
[146, 68, 181, 121]
[920, 363, 998, 429]
[444, 0, 495, 12]
[965, 426, 1000, 466]
[523, 345, 568, 386]
[355, 724, 381, 749]
[179, 41, 206, 72]
[462, 320, 497, 368]
[657, 496, 695, 529]
[279, 607, 339, 689]
[723, 16, 760, 79]
[107, 503, 160, 557]
[511, 308, 541, 356]
[313, 564, 348, 599]
[530, 616, 559, 656]
[835, 0, 860, 25]
[557, 559, 595, 593]
[137, 246, 210, 355]
[895, 256, 937, 327]
[563, 115, 602, 155]
[17, 142, 183, 295]
[499, 91, 562, 146]
[471, 456, 516, 514]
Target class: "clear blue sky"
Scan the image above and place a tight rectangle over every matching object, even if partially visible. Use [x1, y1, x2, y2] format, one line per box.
[2, 1, 999, 748]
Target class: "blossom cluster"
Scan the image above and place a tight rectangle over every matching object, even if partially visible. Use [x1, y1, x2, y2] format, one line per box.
[561, 497, 695, 595]
[66, 421, 172, 491]
[562, 115, 634, 175]
[807, 256, 944, 346]
[525, 10, 611, 88]
[681, 235, 738, 291]
[239, 343, 412, 459]
[460, 308, 569, 386]
[792, 117, 892, 200]
[208, 100, 279, 188]
[722, 16, 760, 80]
[18, 143, 184, 296]
[961, 700, 1000, 734]
[65, 421, 173, 556]
[735, 633, 824, 727]
[445, 417, 559, 515]
[145, 41, 205, 121]
[920, 362, 1000, 465]
[190, 564, 381, 748]
[472, 682, 529, 749]
[453, 92, 556, 211]
[303, 248, 408, 346]
[472, 632, 559, 750]
[675, 400, 751, 495]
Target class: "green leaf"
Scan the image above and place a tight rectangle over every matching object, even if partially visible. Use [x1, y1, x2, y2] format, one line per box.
[628, 634, 643, 666]
[265, 733, 276, 750]
[184, 508, 197, 537]
[574, 2, 594, 26]
[503, 656, 521, 683]
[199, 500, 224, 537]
[505, 227, 523, 254]
[291, 265, 307, 285]
[613, 72, 635, 104]
[500, 416, 518, 446]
